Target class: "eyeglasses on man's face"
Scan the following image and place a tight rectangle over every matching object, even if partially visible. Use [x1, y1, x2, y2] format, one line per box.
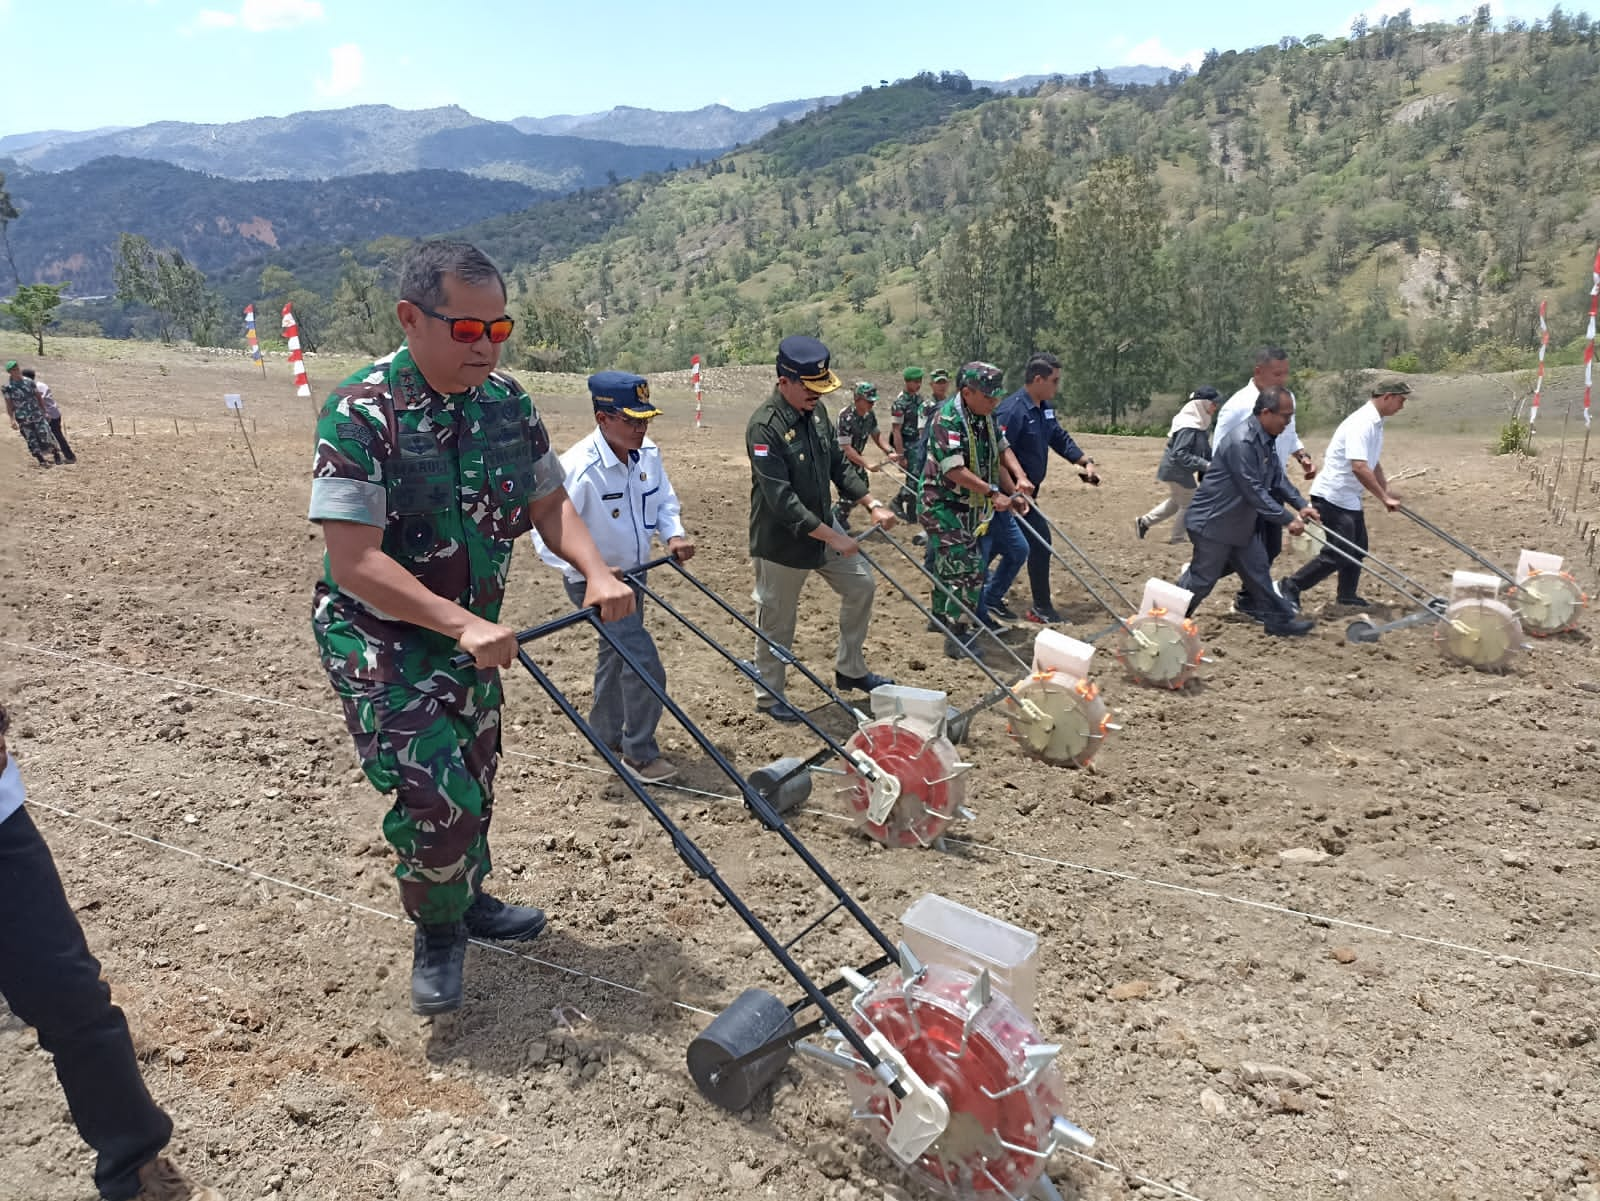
[414, 303, 516, 344]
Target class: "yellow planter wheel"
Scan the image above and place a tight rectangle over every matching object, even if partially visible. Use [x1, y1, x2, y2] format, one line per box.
[1434, 598, 1523, 671]
[1005, 671, 1114, 768]
[1511, 571, 1587, 637]
[1114, 610, 1204, 690]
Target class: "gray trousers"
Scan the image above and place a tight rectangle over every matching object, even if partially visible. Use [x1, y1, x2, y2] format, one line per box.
[564, 578, 665, 763]
[751, 537, 875, 705]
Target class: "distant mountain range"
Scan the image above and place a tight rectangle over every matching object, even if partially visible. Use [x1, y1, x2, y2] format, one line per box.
[2, 105, 697, 190]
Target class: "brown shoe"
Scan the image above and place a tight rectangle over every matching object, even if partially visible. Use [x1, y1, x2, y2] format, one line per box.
[134, 1155, 223, 1201]
[621, 755, 679, 783]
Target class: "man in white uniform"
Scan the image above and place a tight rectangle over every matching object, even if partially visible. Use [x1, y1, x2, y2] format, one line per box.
[1280, 380, 1410, 609]
[534, 371, 694, 782]
[1212, 346, 1318, 615]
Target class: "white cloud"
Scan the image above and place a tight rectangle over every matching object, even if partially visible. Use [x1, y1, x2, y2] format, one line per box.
[1123, 37, 1203, 72]
[315, 43, 365, 98]
[192, 0, 323, 33]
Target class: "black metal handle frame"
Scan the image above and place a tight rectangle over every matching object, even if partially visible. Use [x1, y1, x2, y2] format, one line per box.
[482, 601, 905, 1097]
[1308, 518, 1446, 613]
[1399, 505, 1516, 586]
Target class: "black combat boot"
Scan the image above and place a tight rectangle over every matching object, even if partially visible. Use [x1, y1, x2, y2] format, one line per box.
[463, 891, 547, 942]
[411, 922, 468, 1015]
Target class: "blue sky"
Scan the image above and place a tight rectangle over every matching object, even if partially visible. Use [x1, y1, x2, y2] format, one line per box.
[2, 0, 1556, 134]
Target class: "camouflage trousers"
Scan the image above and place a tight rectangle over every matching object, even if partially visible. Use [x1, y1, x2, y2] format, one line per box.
[16, 415, 58, 462]
[921, 505, 983, 625]
[329, 670, 501, 925]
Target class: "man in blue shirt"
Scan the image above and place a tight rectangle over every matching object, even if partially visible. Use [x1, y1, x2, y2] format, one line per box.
[992, 353, 1100, 623]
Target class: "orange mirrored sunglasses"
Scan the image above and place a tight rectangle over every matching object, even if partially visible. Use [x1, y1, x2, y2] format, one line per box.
[415, 303, 515, 344]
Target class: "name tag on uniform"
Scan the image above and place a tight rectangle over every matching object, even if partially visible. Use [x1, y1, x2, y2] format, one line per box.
[1043, 408, 1055, 420]
[602, 491, 624, 500]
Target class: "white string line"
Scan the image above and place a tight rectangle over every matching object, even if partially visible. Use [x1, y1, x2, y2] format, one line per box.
[24, 795, 715, 1018]
[9, 639, 1597, 985]
[28, 783, 1208, 1201]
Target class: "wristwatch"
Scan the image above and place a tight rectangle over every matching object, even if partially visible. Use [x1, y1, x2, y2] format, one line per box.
[987, 483, 1001, 496]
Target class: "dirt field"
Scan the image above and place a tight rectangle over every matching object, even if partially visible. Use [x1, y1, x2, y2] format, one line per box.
[2, 343, 1599, 1201]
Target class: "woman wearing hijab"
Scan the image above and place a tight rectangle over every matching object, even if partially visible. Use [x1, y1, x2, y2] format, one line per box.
[1137, 386, 1221, 544]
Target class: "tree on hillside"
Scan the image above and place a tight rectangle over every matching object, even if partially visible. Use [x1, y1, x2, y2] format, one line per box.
[0, 173, 20, 287]
[326, 251, 402, 355]
[517, 295, 596, 373]
[1, 283, 69, 353]
[115, 233, 214, 344]
[1053, 157, 1168, 426]
[995, 146, 1060, 377]
[936, 217, 1000, 363]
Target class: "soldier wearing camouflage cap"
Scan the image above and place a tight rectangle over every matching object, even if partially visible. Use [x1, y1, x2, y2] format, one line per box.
[833, 381, 893, 528]
[308, 240, 635, 1016]
[889, 367, 924, 518]
[921, 362, 1032, 657]
[4, 360, 61, 468]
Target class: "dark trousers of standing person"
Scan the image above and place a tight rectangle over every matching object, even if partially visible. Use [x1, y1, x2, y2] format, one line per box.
[1287, 499, 1367, 601]
[0, 807, 173, 1200]
[1179, 529, 1298, 631]
[1234, 518, 1284, 610]
[977, 511, 1028, 619]
[47, 417, 76, 463]
[1018, 503, 1055, 610]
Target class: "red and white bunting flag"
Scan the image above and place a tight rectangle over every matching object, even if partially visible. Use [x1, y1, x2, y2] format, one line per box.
[692, 353, 704, 428]
[1531, 299, 1547, 425]
[282, 302, 312, 399]
[1585, 248, 1599, 428]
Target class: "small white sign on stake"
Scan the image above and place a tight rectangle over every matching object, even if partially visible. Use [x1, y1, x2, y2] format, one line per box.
[224, 393, 244, 411]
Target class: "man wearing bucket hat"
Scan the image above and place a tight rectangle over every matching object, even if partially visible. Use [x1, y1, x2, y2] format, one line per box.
[1279, 379, 1410, 610]
[747, 336, 898, 721]
[833, 380, 893, 528]
[889, 366, 925, 518]
[534, 371, 693, 783]
[4, 358, 61, 468]
[922, 362, 1033, 658]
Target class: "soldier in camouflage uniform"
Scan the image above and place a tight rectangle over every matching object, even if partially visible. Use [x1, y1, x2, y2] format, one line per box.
[832, 381, 891, 528]
[308, 240, 635, 1016]
[889, 367, 924, 518]
[4, 360, 61, 467]
[920, 362, 1032, 658]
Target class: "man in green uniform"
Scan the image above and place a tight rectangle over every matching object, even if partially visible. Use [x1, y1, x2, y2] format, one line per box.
[833, 381, 892, 529]
[889, 366, 924, 518]
[748, 336, 899, 722]
[308, 240, 634, 1017]
[921, 362, 1032, 658]
[4, 359, 60, 467]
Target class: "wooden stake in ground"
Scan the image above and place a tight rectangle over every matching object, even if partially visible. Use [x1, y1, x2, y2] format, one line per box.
[224, 393, 259, 471]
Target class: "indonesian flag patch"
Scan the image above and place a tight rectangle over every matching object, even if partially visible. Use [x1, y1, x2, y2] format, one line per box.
[753, 444, 770, 457]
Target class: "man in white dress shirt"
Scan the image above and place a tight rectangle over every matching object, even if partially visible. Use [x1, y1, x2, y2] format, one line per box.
[534, 371, 694, 782]
[1280, 380, 1409, 610]
[1211, 346, 1318, 615]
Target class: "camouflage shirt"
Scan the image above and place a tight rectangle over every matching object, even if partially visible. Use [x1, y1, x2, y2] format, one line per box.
[308, 345, 564, 683]
[890, 389, 923, 446]
[921, 396, 1010, 521]
[2, 376, 45, 425]
[835, 403, 878, 454]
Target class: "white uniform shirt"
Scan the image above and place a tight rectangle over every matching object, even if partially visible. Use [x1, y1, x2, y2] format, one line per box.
[0, 754, 25, 828]
[1214, 380, 1304, 469]
[1311, 401, 1384, 510]
[34, 380, 59, 420]
[533, 427, 686, 583]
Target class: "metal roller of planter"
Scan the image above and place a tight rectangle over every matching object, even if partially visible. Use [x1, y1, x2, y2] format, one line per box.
[1308, 521, 1527, 671]
[452, 611, 1094, 1197]
[618, 555, 972, 849]
[1014, 503, 1207, 691]
[1396, 506, 1588, 637]
[854, 525, 1119, 769]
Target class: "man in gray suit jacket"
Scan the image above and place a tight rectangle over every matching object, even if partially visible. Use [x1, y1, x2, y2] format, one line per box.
[1177, 387, 1319, 637]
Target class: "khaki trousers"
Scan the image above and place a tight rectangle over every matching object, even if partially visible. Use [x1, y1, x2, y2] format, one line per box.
[1142, 481, 1196, 544]
[751, 542, 876, 704]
